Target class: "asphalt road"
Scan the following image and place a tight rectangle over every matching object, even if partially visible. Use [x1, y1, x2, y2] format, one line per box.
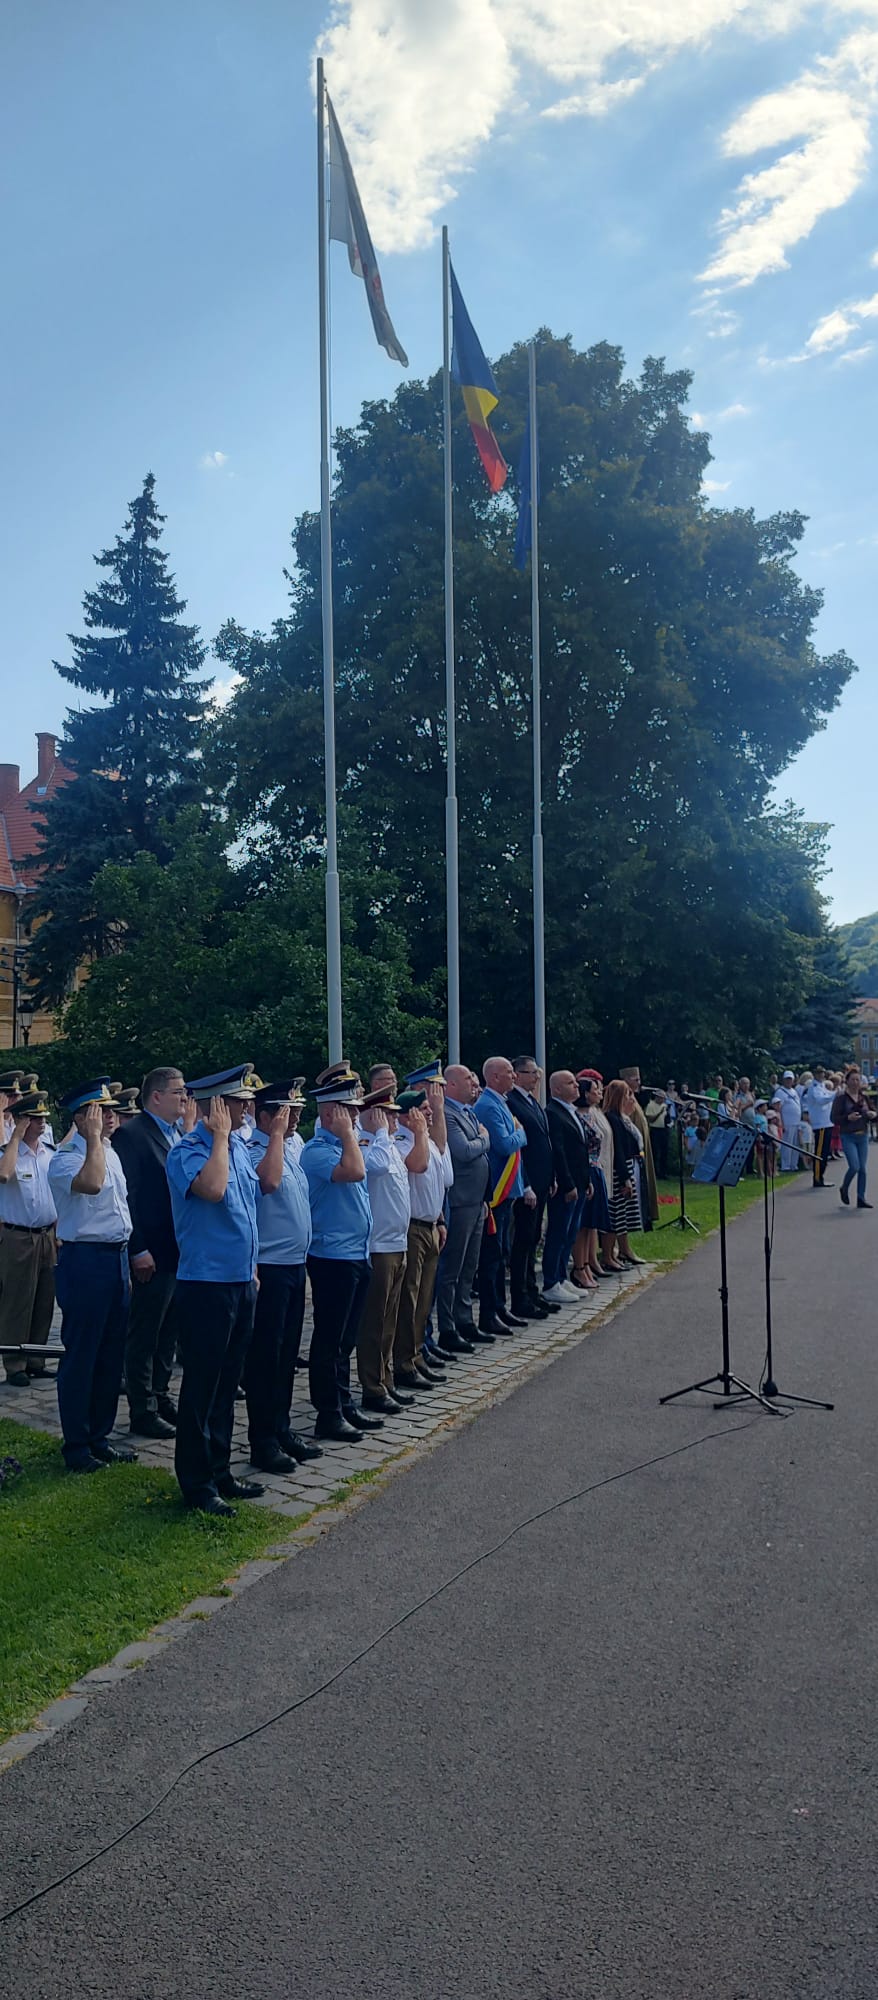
[2, 1174, 876, 1998]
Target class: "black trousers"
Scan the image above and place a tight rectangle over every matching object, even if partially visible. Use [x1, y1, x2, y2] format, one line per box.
[651, 1125, 670, 1179]
[174, 1279, 257, 1506]
[510, 1192, 547, 1307]
[244, 1262, 306, 1450]
[125, 1268, 178, 1419]
[812, 1126, 832, 1186]
[306, 1255, 370, 1419]
[477, 1202, 512, 1321]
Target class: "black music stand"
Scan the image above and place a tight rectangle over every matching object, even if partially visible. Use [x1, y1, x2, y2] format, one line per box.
[660, 1123, 781, 1415]
[657, 1109, 700, 1234]
[757, 1144, 833, 1411]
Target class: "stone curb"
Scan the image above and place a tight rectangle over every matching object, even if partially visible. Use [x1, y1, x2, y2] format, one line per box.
[0, 1265, 659, 1773]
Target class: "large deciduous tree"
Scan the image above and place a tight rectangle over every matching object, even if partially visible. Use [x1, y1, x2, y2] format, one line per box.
[29, 474, 210, 1003]
[213, 334, 854, 1075]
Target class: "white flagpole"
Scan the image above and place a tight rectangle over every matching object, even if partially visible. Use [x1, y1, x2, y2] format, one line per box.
[442, 225, 460, 1065]
[529, 341, 547, 1092]
[316, 56, 343, 1062]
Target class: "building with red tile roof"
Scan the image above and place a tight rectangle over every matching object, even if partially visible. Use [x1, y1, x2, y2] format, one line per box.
[0, 734, 74, 1047]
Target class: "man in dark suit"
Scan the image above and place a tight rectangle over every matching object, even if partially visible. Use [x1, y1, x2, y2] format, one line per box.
[544, 1069, 592, 1303]
[508, 1057, 557, 1320]
[113, 1065, 190, 1439]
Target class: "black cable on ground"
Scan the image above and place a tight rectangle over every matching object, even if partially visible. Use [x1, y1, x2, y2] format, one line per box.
[0, 1415, 763, 1926]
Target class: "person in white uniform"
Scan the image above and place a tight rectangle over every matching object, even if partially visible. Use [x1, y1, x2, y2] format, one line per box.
[0, 1086, 57, 1386]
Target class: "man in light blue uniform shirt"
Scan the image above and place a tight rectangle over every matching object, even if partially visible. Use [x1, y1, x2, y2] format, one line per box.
[48, 1078, 136, 1473]
[355, 1084, 413, 1414]
[301, 1063, 383, 1445]
[243, 1079, 323, 1474]
[167, 1064, 286, 1516]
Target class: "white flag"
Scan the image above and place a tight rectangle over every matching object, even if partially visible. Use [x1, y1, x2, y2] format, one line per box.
[326, 93, 408, 368]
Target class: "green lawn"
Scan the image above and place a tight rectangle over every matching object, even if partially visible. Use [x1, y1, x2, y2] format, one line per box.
[0, 1420, 297, 1741]
[626, 1171, 776, 1266]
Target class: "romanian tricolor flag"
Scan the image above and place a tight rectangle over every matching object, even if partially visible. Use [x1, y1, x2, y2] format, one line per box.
[450, 264, 508, 494]
[485, 1150, 520, 1232]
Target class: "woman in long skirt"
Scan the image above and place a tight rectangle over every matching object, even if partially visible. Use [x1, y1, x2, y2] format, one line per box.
[602, 1079, 646, 1267]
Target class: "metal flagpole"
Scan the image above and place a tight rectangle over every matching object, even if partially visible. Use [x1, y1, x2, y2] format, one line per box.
[316, 56, 343, 1062]
[529, 341, 546, 1092]
[442, 226, 460, 1064]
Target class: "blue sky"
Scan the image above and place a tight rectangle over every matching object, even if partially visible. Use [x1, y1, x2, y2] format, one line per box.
[4, 0, 877, 919]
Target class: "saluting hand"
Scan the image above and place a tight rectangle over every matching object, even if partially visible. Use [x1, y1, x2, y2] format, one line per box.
[82, 1101, 104, 1141]
[406, 1107, 427, 1135]
[204, 1095, 232, 1139]
[360, 1107, 388, 1134]
[269, 1103, 292, 1137]
[181, 1094, 198, 1134]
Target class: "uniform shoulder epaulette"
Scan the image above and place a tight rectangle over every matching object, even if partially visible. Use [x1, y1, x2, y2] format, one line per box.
[56, 1139, 77, 1153]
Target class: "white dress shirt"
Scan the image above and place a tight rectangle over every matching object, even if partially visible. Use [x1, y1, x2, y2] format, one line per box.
[360, 1127, 411, 1253]
[396, 1130, 454, 1222]
[0, 1138, 57, 1228]
[48, 1134, 132, 1243]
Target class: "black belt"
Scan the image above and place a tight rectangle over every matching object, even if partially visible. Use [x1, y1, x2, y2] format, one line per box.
[62, 1239, 128, 1252]
[1, 1221, 54, 1234]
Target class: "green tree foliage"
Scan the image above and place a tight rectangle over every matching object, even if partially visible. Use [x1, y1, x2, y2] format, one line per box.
[835, 909, 878, 995]
[212, 334, 854, 1075]
[777, 934, 858, 1070]
[28, 475, 210, 1004]
[54, 813, 439, 1093]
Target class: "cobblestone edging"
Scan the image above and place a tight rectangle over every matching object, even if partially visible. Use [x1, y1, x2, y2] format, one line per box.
[0, 1263, 655, 1772]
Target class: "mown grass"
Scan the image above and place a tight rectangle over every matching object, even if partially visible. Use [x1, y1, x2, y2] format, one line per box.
[0, 1419, 294, 1740]
[626, 1171, 774, 1267]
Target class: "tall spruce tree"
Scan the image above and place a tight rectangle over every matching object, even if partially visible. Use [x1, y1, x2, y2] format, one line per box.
[29, 474, 210, 1002]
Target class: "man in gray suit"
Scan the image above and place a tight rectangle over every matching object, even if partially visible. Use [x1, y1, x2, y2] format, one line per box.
[434, 1064, 491, 1355]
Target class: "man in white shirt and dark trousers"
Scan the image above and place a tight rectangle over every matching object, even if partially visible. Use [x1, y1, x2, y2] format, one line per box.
[0, 1086, 57, 1386]
[48, 1079, 137, 1474]
[801, 1066, 835, 1187]
[394, 1075, 454, 1392]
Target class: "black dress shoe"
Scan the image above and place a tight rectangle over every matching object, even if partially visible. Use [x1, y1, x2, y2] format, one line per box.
[387, 1385, 415, 1406]
[396, 1368, 435, 1390]
[478, 1317, 509, 1335]
[344, 1406, 384, 1431]
[417, 1358, 447, 1382]
[249, 1446, 296, 1473]
[438, 1330, 475, 1355]
[360, 1395, 399, 1415]
[468, 1326, 496, 1345]
[156, 1395, 178, 1424]
[4, 1370, 31, 1388]
[68, 1453, 107, 1474]
[189, 1494, 235, 1518]
[426, 1337, 458, 1362]
[498, 1309, 528, 1329]
[314, 1415, 364, 1443]
[217, 1475, 265, 1499]
[91, 1441, 138, 1464]
[858, 1199, 873, 1209]
[129, 1412, 176, 1440]
[280, 1430, 324, 1463]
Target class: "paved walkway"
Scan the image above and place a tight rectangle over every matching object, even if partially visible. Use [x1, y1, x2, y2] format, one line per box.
[3, 1180, 874, 1997]
[0, 1267, 646, 1515]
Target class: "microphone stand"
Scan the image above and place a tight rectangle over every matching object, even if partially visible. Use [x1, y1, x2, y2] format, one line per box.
[757, 1139, 833, 1412]
[656, 1104, 699, 1234]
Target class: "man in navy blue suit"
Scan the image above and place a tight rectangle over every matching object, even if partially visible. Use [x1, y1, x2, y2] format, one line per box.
[473, 1056, 528, 1335]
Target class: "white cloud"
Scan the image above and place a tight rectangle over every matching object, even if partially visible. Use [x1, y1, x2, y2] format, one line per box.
[703, 477, 731, 492]
[199, 450, 228, 470]
[317, 2, 878, 281]
[716, 400, 750, 418]
[806, 307, 857, 351]
[833, 339, 875, 362]
[210, 673, 241, 709]
[764, 283, 878, 365]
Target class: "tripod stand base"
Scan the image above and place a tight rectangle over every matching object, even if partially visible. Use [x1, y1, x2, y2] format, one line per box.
[660, 1372, 782, 1415]
[657, 1211, 701, 1233]
[762, 1378, 834, 1410]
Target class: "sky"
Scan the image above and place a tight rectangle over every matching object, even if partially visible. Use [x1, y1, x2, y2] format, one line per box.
[4, 0, 878, 921]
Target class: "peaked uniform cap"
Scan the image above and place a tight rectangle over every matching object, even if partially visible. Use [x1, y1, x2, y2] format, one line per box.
[360, 1085, 402, 1113]
[186, 1065, 263, 1102]
[0, 1071, 24, 1094]
[112, 1086, 141, 1113]
[254, 1078, 307, 1112]
[60, 1077, 115, 1113]
[404, 1061, 445, 1087]
[12, 1089, 51, 1119]
[312, 1067, 363, 1106]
